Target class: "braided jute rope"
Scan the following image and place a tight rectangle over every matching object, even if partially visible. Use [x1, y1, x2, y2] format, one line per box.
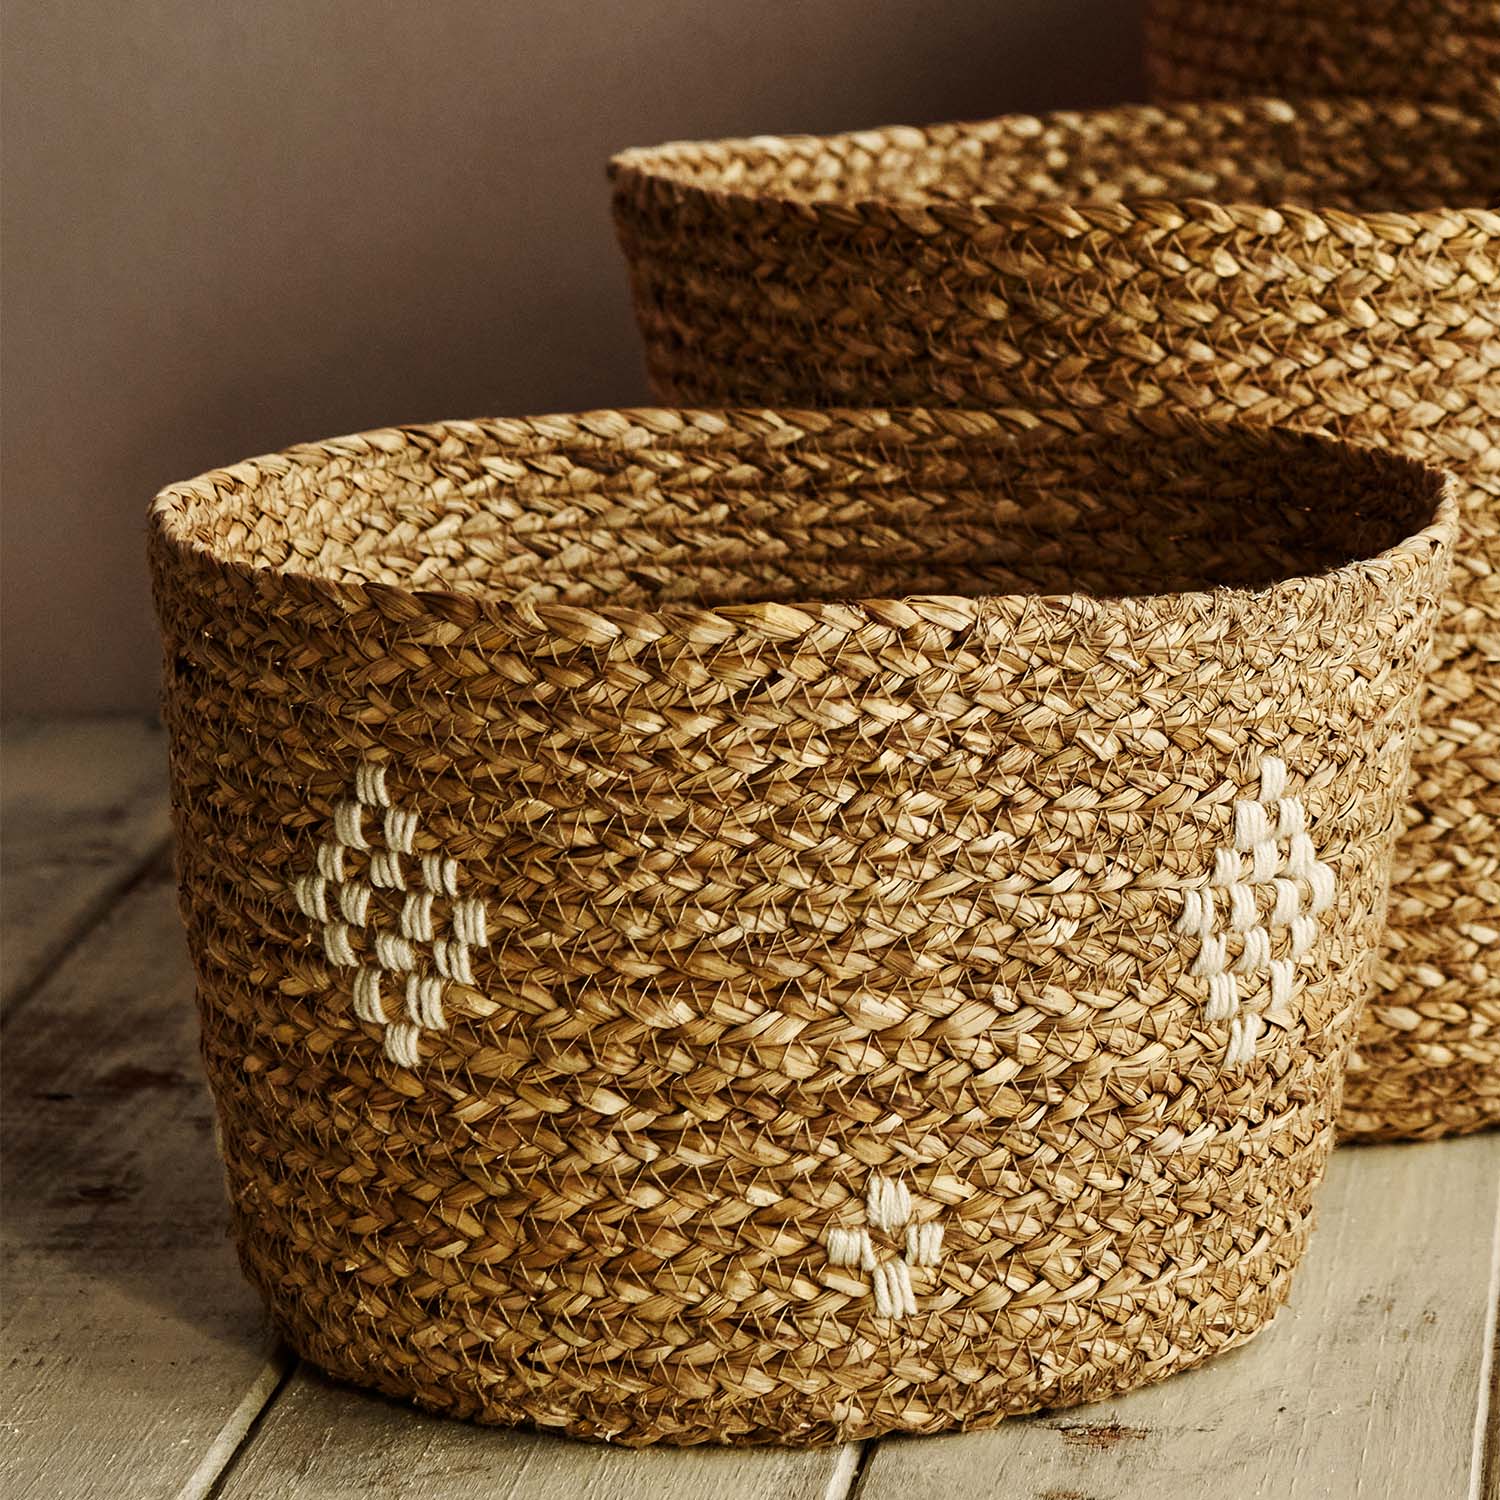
[1145, 0, 1500, 118]
[150, 406, 1454, 1444]
[610, 97, 1500, 1142]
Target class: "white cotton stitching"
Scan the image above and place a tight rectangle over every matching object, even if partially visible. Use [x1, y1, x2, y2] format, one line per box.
[825, 1175, 944, 1321]
[422, 854, 459, 896]
[1191, 934, 1228, 978]
[1174, 758, 1335, 1072]
[1233, 927, 1270, 974]
[1271, 878, 1300, 927]
[338, 882, 371, 925]
[906, 1222, 944, 1266]
[353, 967, 383, 1022]
[1228, 883, 1258, 931]
[294, 874, 328, 922]
[454, 898, 489, 948]
[1250, 838, 1281, 883]
[384, 807, 417, 854]
[1206, 971, 1239, 1022]
[1259, 758, 1287, 801]
[292, 763, 491, 1068]
[384, 1021, 421, 1066]
[355, 763, 389, 808]
[401, 891, 434, 942]
[323, 922, 356, 967]
[333, 801, 367, 849]
[1235, 800, 1271, 851]
[826, 1227, 871, 1267]
[1276, 797, 1305, 839]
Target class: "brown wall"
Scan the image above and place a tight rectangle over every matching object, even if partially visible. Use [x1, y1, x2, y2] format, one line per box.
[1, 1, 1144, 717]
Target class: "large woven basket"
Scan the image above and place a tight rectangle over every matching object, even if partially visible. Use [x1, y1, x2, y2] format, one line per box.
[611, 98, 1500, 1143]
[1144, 0, 1500, 116]
[150, 408, 1453, 1445]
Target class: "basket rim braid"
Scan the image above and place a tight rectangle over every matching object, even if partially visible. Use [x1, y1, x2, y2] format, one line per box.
[149, 405, 1457, 627]
[609, 97, 1499, 236]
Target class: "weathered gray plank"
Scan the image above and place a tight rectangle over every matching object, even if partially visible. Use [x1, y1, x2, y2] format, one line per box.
[216, 1367, 862, 1499]
[857, 1134, 1500, 1500]
[1482, 1219, 1500, 1500]
[1, 717, 171, 1008]
[213, 1367, 861, 1500]
[0, 858, 288, 1500]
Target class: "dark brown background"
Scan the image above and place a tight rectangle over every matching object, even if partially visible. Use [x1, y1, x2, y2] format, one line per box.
[1, 1, 1144, 716]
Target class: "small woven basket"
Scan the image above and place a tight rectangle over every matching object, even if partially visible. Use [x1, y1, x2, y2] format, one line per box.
[150, 408, 1453, 1445]
[1144, 0, 1500, 116]
[610, 98, 1500, 1142]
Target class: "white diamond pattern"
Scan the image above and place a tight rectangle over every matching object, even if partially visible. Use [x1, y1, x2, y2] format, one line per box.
[825, 1174, 945, 1320]
[292, 762, 487, 1065]
[1175, 757, 1336, 1069]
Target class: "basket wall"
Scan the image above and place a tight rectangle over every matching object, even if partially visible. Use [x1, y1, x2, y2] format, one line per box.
[610, 98, 1500, 1141]
[150, 409, 1453, 1443]
[1143, 0, 1500, 117]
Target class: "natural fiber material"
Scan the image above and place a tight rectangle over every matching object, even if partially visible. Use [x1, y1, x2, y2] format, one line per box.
[1145, 0, 1500, 117]
[610, 98, 1500, 1142]
[150, 408, 1453, 1444]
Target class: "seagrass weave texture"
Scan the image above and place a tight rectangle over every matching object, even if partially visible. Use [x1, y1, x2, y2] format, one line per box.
[150, 409, 1453, 1444]
[610, 97, 1500, 1142]
[1145, 0, 1500, 116]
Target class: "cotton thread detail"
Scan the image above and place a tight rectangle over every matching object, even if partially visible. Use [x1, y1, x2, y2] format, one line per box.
[355, 763, 389, 807]
[1206, 972, 1239, 1022]
[1174, 886, 1215, 938]
[353, 967, 383, 1022]
[290, 761, 491, 1069]
[872, 1258, 917, 1320]
[333, 801, 367, 848]
[294, 874, 328, 922]
[826, 1227, 873, 1268]
[1233, 927, 1270, 974]
[866, 1175, 911, 1234]
[453, 898, 489, 948]
[385, 807, 417, 854]
[323, 923, 356, 967]
[1174, 757, 1336, 1071]
[402, 891, 435, 942]
[824, 1174, 945, 1322]
[1191, 934, 1227, 978]
[906, 1223, 944, 1265]
[384, 1021, 421, 1067]
[405, 973, 446, 1030]
[338, 882, 371, 925]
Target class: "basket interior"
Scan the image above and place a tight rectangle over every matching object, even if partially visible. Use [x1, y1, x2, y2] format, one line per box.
[161, 420, 1443, 610]
[632, 102, 1498, 215]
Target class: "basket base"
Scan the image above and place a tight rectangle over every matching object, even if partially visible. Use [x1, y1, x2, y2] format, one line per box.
[1339, 1057, 1500, 1144]
[238, 1242, 1306, 1447]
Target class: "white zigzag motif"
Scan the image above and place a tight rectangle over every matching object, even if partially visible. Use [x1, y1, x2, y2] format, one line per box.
[291, 762, 488, 1066]
[825, 1174, 944, 1321]
[1175, 757, 1336, 1069]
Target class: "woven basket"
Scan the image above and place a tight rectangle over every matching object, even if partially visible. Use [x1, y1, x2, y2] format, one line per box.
[150, 408, 1453, 1445]
[1144, 0, 1500, 116]
[610, 97, 1500, 1143]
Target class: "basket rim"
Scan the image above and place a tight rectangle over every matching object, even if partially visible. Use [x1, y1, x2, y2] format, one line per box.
[149, 406, 1458, 644]
[609, 95, 1500, 238]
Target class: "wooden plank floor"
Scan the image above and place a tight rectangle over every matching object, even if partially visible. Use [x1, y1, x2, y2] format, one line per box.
[3, 717, 1497, 1500]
